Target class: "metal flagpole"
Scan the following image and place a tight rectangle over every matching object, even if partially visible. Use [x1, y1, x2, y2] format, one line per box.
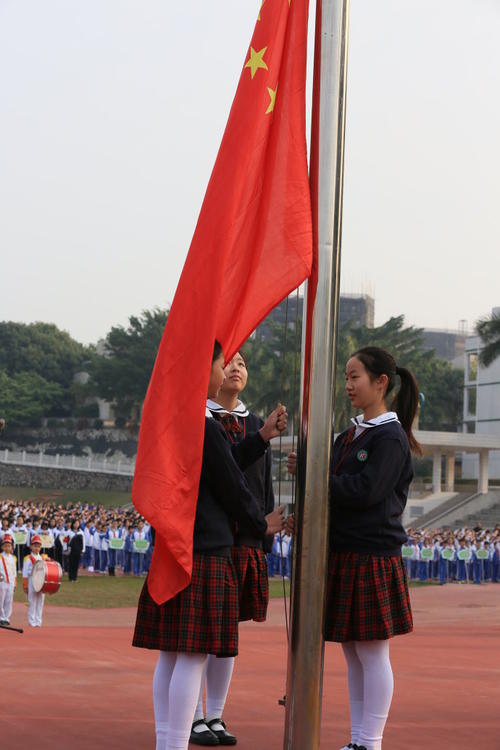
[283, 0, 350, 747]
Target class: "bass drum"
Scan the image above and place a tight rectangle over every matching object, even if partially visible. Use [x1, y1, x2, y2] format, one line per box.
[31, 560, 63, 594]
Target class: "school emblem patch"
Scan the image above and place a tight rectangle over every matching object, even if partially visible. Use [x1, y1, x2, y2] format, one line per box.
[356, 449, 368, 462]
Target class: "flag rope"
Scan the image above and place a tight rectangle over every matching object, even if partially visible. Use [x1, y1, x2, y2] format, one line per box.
[277, 295, 291, 644]
[277, 287, 302, 645]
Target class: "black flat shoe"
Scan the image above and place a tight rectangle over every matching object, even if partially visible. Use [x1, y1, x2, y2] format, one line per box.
[206, 719, 237, 746]
[189, 719, 220, 746]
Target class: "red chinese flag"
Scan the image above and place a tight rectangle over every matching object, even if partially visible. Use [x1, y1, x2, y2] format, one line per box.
[133, 0, 313, 604]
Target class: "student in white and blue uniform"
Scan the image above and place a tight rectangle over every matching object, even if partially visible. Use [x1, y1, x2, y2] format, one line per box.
[132, 520, 149, 576]
[106, 520, 122, 576]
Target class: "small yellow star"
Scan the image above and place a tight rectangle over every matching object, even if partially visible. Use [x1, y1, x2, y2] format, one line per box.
[266, 86, 277, 114]
[244, 46, 268, 79]
[258, 1, 265, 21]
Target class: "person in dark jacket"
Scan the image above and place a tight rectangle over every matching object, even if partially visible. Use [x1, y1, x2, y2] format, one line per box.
[68, 519, 85, 582]
[132, 341, 286, 750]
[191, 351, 278, 746]
[328, 347, 421, 750]
[289, 346, 421, 750]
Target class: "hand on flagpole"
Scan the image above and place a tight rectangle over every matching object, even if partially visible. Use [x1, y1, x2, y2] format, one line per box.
[265, 506, 286, 535]
[259, 404, 288, 442]
[284, 514, 295, 536]
[287, 451, 297, 476]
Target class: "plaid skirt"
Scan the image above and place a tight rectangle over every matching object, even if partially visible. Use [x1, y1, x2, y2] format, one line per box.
[324, 551, 413, 642]
[231, 545, 269, 622]
[132, 552, 239, 657]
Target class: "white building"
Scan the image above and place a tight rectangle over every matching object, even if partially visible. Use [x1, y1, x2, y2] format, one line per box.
[462, 307, 500, 481]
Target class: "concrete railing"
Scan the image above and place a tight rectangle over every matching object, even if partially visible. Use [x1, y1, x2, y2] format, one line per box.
[0, 449, 135, 476]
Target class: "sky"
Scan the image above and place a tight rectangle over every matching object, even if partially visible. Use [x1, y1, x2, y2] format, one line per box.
[1, 0, 499, 345]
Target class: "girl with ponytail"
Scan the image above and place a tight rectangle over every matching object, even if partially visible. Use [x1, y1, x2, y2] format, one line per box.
[325, 346, 421, 750]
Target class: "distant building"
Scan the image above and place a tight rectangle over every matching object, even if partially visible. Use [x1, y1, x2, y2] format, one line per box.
[338, 293, 375, 329]
[422, 328, 467, 363]
[256, 293, 375, 340]
[462, 307, 500, 480]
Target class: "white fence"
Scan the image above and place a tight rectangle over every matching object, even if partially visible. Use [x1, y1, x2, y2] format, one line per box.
[0, 449, 135, 476]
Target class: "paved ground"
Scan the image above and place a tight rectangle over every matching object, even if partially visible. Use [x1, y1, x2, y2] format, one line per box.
[2, 584, 499, 749]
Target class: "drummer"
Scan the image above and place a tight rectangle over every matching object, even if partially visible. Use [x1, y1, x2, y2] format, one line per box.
[22, 534, 46, 627]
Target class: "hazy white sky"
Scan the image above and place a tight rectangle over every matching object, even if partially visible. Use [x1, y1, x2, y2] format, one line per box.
[1, 0, 499, 344]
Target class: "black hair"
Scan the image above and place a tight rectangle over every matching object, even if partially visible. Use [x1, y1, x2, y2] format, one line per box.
[352, 346, 422, 456]
[212, 339, 223, 363]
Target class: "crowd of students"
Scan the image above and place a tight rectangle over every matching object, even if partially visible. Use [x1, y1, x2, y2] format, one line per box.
[2, 505, 500, 588]
[403, 523, 500, 584]
[0, 499, 153, 579]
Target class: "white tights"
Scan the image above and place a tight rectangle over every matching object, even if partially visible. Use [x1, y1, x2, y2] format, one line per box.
[193, 654, 235, 726]
[153, 651, 208, 750]
[341, 640, 394, 750]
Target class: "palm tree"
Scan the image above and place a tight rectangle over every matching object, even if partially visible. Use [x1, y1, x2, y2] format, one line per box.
[476, 313, 500, 367]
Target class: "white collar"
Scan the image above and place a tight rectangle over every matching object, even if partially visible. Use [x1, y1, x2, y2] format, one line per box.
[206, 399, 249, 418]
[351, 411, 399, 430]
[205, 407, 214, 418]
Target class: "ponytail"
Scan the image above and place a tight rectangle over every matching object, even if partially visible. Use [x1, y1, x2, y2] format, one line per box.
[392, 366, 422, 456]
[353, 346, 422, 456]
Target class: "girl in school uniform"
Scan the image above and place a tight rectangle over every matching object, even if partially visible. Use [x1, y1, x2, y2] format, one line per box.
[133, 341, 286, 750]
[191, 351, 279, 746]
[323, 346, 420, 750]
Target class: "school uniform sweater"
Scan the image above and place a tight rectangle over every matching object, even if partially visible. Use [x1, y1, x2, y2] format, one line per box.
[193, 417, 268, 556]
[208, 406, 275, 551]
[329, 421, 413, 556]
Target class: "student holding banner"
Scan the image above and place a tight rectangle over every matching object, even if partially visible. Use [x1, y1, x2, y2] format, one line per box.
[107, 519, 123, 576]
[133, 520, 150, 576]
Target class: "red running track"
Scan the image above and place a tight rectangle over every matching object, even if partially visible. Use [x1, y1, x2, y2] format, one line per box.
[2, 584, 499, 749]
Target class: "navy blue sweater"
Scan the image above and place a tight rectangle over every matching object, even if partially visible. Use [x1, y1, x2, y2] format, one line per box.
[193, 417, 268, 555]
[329, 421, 413, 556]
[209, 410, 275, 551]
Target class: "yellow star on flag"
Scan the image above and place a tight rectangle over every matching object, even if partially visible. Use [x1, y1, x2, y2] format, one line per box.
[266, 86, 277, 114]
[244, 46, 268, 79]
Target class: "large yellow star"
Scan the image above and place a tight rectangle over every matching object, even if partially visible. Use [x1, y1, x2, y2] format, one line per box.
[266, 86, 277, 115]
[244, 46, 268, 79]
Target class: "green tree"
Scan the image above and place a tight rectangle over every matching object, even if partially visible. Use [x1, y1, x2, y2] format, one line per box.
[0, 321, 89, 417]
[241, 318, 303, 430]
[0, 370, 63, 426]
[0, 322, 88, 388]
[476, 311, 500, 367]
[90, 308, 168, 419]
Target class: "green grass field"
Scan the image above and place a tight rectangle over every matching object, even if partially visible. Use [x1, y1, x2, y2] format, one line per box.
[11, 574, 292, 609]
[14, 573, 144, 608]
[11, 567, 433, 610]
[0, 485, 132, 508]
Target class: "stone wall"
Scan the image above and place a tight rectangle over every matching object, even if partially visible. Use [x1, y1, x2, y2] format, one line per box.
[0, 463, 132, 492]
[0, 426, 138, 459]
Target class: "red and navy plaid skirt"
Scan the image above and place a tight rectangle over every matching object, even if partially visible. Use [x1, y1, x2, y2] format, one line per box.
[231, 545, 269, 622]
[324, 551, 413, 642]
[132, 552, 239, 657]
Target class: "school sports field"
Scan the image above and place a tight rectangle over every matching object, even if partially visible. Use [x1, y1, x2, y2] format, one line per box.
[2, 583, 499, 749]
